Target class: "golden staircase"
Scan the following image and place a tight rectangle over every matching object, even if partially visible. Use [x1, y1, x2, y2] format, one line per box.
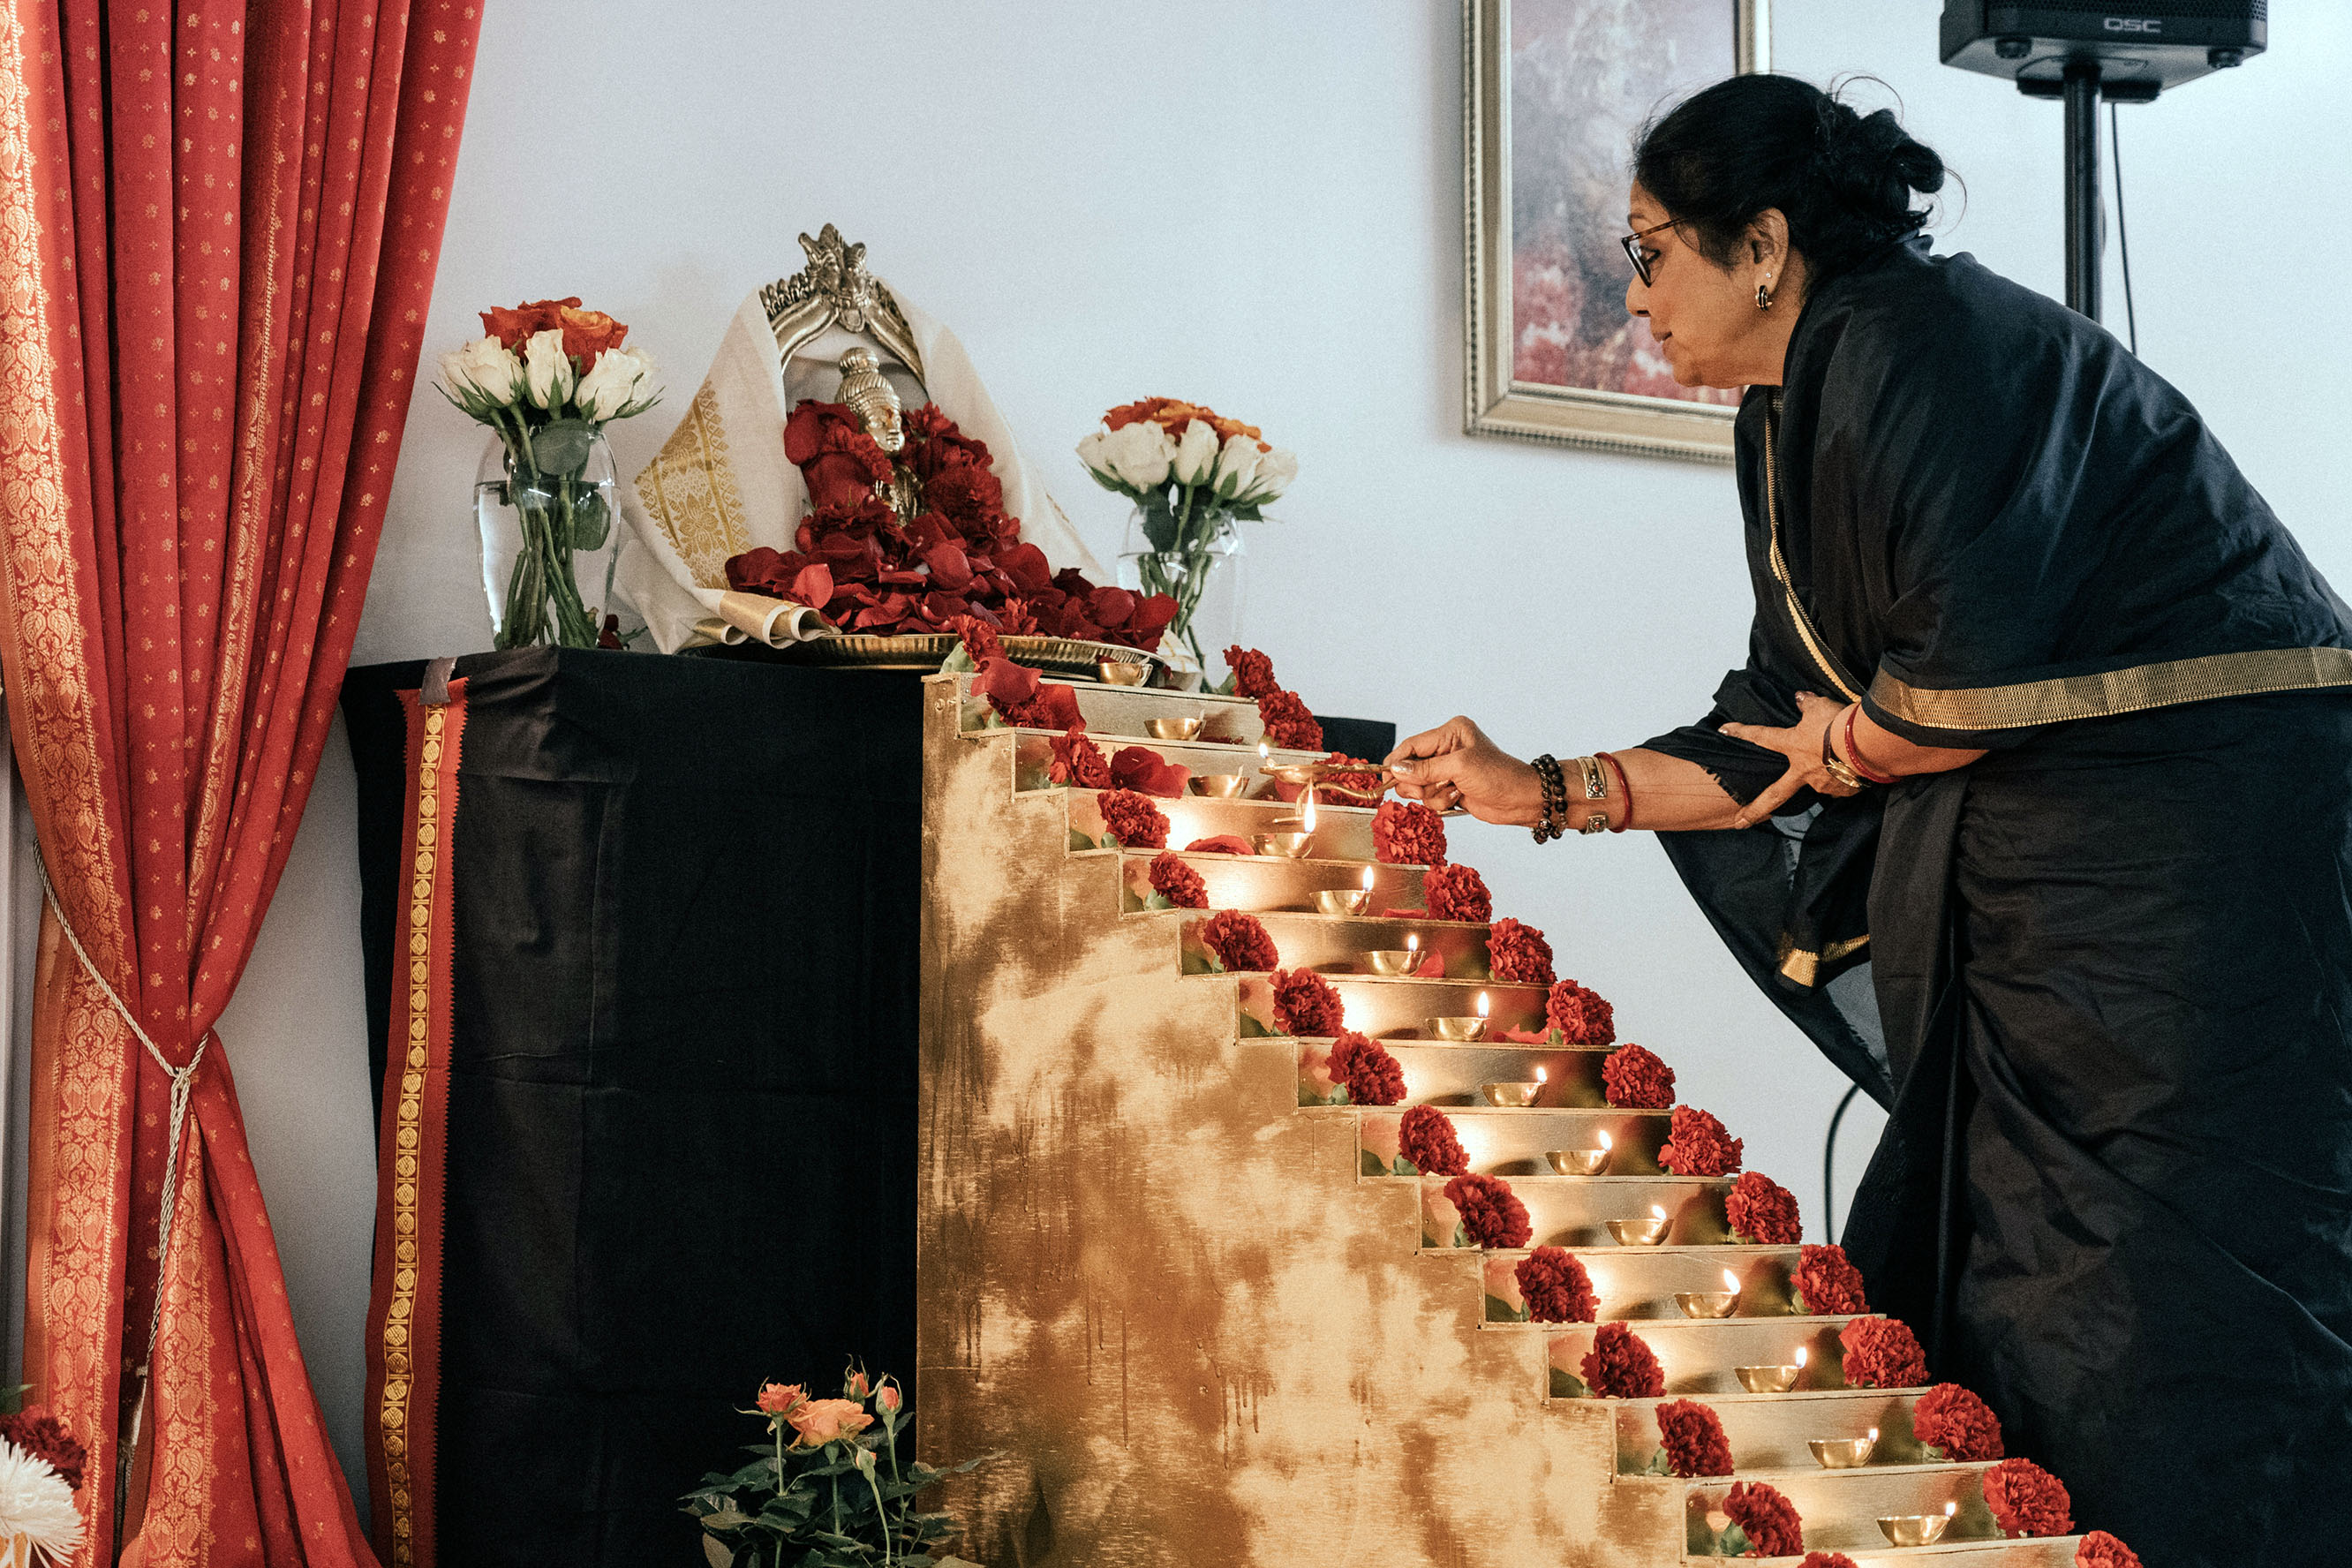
[916, 671, 2090, 1567]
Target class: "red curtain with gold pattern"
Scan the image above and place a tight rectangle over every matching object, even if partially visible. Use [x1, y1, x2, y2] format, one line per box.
[0, 0, 481, 1559]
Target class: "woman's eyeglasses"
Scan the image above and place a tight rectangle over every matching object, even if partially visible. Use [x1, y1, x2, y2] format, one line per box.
[1620, 218, 1678, 286]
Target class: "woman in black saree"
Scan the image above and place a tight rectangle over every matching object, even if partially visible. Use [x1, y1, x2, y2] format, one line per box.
[1391, 74, 2352, 1566]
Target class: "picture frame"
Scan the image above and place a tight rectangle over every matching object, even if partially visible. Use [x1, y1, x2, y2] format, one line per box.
[1464, 0, 1770, 463]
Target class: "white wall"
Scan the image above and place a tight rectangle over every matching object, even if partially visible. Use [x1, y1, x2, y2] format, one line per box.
[203, 0, 2352, 1494]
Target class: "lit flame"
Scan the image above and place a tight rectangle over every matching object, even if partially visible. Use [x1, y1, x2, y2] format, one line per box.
[1943, 1502, 1957, 1519]
[1795, 1346, 1809, 1368]
[1650, 1204, 1667, 1222]
[1535, 1066, 1547, 1084]
[1259, 740, 1270, 762]
[1475, 991, 1490, 1019]
[1722, 1268, 1742, 1293]
[1867, 1428, 1880, 1442]
[1303, 795, 1317, 833]
[1361, 865, 1376, 892]
[1406, 933, 1420, 954]
[1597, 1129, 1613, 1151]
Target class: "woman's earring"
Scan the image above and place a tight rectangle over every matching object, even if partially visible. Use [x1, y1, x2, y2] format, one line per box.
[1756, 278, 1773, 311]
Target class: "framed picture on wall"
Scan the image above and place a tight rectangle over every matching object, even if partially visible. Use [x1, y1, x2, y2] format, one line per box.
[1464, 0, 1770, 463]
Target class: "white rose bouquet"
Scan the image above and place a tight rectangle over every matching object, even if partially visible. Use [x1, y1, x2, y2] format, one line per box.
[1076, 398, 1296, 667]
[440, 298, 661, 649]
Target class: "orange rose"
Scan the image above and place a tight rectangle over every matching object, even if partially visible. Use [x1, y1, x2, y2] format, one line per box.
[479, 296, 580, 351]
[557, 304, 629, 366]
[785, 1398, 875, 1448]
[755, 1382, 805, 1414]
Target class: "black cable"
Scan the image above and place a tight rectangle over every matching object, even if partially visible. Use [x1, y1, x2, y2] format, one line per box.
[2112, 102, 2138, 356]
[1822, 1082, 1863, 1240]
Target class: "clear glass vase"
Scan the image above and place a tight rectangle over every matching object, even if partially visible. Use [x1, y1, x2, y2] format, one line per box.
[1119, 503, 1244, 675]
[475, 423, 626, 650]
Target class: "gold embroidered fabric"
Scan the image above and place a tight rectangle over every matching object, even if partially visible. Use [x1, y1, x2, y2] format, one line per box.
[1776, 932, 1870, 987]
[1870, 646, 2352, 734]
[635, 381, 750, 588]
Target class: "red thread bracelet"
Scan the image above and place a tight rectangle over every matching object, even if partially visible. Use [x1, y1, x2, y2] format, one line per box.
[1842, 705, 1898, 786]
[1597, 750, 1634, 831]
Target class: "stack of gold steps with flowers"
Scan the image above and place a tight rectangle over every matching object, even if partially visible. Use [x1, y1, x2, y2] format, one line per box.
[916, 638, 2141, 1568]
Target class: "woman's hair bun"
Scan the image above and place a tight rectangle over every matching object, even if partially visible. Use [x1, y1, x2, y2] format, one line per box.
[1635, 74, 1950, 282]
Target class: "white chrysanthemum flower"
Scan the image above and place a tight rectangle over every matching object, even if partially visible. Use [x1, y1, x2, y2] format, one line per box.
[0, 1436, 83, 1563]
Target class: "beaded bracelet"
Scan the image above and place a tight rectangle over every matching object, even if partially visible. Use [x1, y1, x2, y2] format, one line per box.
[1530, 753, 1568, 843]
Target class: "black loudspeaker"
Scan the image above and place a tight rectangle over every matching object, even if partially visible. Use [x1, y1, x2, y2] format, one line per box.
[1941, 2, 2266, 100]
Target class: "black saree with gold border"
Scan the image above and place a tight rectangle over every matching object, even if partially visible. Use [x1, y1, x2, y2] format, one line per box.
[1640, 240, 2352, 1565]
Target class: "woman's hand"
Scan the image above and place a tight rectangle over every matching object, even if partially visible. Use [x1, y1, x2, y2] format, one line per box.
[1383, 716, 1544, 826]
[1716, 690, 1859, 828]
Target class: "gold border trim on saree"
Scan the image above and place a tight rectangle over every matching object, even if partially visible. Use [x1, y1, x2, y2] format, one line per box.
[1870, 646, 2352, 735]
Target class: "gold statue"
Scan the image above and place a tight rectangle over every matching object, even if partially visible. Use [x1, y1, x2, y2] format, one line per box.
[834, 347, 903, 454]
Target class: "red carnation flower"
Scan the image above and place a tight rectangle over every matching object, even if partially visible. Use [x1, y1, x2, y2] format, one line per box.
[1373, 799, 1449, 867]
[2076, 1531, 2144, 1568]
[1109, 744, 1191, 798]
[1791, 1244, 1869, 1315]
[1655, 1398, 1734, 1476]
[1799, 1553, 1861, 1568]
[1199, 910, 1278, 973]
[1547, 979, 1617, 1044]
[1659, 1105, 1743, 1176]
[1223, 645, 1279, 700]
[1601, 1043, 1675, 1108]
[1984, 1458, 2073, 1538]
[1006, 682, 1084, 732]
[1579, 1322, 1664, 1398]
[0, 1406, 86, 1491]
[1049, 727, 1111, 788]
[1256, 688, 1323, 750]
[1444, 1172, 1532, 1249]
[1422, 863, 1491, 923]
[1328, 1029, 1406, 1106]
[1912, 1382, 2004, 1462]
[1397, 1105, 1468, 1176]
[1723, 1481, 1804, 1558]
[1272, 968, 1346, 1037]
[1149, 851, 1208, 909]
[1097, 788, 1169, 849]
[1486, 917, 1556, 985]
[1514, 1246, 1598, 1324]
[948, 614, 1004, 667]
[1723, 1172, 1802, 1245]
[1838, 1315, 1928, 1390]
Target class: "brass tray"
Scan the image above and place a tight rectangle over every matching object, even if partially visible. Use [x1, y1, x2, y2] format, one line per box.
[778, 631, 1157, 678]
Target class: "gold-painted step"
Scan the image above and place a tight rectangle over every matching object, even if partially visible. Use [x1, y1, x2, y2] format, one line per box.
[1610, 1389, 1931, 1474]
[1355, 1103, 1670, 1175]
[1545, 1318, 1869, 1397]
[1680, 1464, 2001, 1556]
[1304, 1038, 1629, 1113]
[1458, 1247, 1803, 1323]
[1696, 1540, 2084, 1566]
[1421, 1172, 1732, 1249]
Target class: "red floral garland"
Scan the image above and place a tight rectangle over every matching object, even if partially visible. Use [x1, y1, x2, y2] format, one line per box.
[1149, 852, 1208, 909]
[1838, 1315, 1929, 1390]
[1223, 645, 1278, 700]
[1328, 1029, 1405, 1105]
[1397, 1105, 1468, 1176]
[1422, 863, 1491, 923]
[2076, 1531, 2145, 1568]
[1659, 1105, 1743, 1176]
[1514, 1246, 1598, 1323]
[1601, 1043, 1675, 1108]
[1272, 968, 1346, 1037]
[729, 399, 1177, 645]
[1444, 1172, 1531, 1249]
[1579, 1322, 1664, 1398]
[1912, 1382, 2004, 1462]
[1098, 789, 1169, 848]
[1723, 1171, 1801, 1245]
[1200, 910, 1278, 972]
[1723, 1481, 1804, 1557]
[1984, 1458, 2073, 1538]
[1255, 688, 1323, 750]
[1791, 1244, 1869, 1315]
[1049, 728, 1111, 788]
[1486, 917, 1555, 985]
[1655, 1398, 1733, 1476]
[1372, 799, 1449, 867]
[1547, 979, 1616, 1044]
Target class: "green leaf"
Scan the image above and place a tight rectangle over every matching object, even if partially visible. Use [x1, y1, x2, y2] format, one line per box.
[1069, 828, 1097, 852]
[1142, 892, 1174, 911]
[940, 644, 977, 674]
[1237, 1014, 1272, 1038]
[1391, 1155, 1419, 1177]
[1451, 1220, 1470, 1249]
[1328, 1085, 1352, 1106]
[1718, 1522, 1754, 1558]
[569, 488, 612, 550]
[1646, 1447, 1673, 1476]
[703, 1537, 734, 1568]
[1921, 1443, 1947, 1463]
[1210, 670, 1239, 696]
[1361, 1149, 1390, 1177]
[1549, 1366, 1589, 1398]
[1482, 1293, 1528, 1323]
[1097, 833, 1119, 850]
[1139, 494, 1179, 553]
[531, 418, 595, 476]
